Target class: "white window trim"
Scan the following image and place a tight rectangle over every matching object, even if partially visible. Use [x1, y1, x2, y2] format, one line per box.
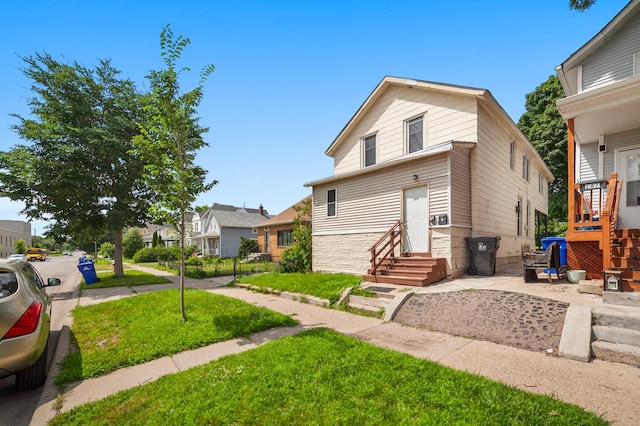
[509, 138, 516, 171]
[405, 114, 425, 154]
[327, 188, 337, 218]
[362, 133, 377, 168]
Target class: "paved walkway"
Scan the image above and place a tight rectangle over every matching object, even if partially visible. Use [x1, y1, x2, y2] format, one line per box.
[31, 267, 640, 425]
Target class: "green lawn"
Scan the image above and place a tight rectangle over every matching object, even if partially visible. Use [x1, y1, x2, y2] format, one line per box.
[56, 289, 297, 385]
[80, 269, 172, 289]
[50, 328, 606, 425]
[236, 272, 371, 304]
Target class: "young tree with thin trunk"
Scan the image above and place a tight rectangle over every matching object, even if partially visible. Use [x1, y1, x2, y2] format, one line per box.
[134, 25, 217, 321]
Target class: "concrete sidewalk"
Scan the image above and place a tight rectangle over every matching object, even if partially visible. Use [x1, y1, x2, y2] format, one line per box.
[32, 268, 640, 425]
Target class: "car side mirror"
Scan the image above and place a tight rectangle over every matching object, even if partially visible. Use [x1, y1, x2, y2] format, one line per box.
[47, 278, 61, 287]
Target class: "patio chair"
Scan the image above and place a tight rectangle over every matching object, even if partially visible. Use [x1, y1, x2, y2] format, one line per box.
[522, 242, 561, 283]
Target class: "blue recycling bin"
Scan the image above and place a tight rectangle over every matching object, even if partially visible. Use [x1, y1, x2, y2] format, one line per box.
[77, 257, 98, 285]
[541, 236, 567, 274]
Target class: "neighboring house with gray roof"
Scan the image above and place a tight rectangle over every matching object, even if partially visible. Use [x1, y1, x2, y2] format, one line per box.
[190, 203, 270, 257]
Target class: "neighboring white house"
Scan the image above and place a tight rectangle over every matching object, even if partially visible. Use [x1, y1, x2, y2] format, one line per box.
[555, 0, 640, 289]
[140, 223, 181, 248]
[190, 203, 270, 258]
[305, 76, 553, 280]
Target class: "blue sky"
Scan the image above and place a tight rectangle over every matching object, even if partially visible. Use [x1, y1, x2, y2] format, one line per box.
[0, 0, 631, 236]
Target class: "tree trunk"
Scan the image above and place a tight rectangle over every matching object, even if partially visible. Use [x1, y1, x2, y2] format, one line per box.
[113, 228, 125, 278]
[179, 211, 187, 322]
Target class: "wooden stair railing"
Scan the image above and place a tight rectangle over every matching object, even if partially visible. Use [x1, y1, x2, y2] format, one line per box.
[368, 220, 402, 276]
[602, 172, 622, 270]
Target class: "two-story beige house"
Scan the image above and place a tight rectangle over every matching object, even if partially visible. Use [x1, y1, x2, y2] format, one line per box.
[305, 76, 553, 285]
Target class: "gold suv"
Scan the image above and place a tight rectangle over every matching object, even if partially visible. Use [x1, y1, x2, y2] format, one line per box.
[0, 259, 60, 390]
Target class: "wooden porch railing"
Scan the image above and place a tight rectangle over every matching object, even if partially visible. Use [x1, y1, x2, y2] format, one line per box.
[569, 172, 622, 268]
[368, 220, 402, 276]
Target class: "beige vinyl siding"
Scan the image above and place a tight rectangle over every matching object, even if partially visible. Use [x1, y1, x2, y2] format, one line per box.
[313, 153, 449, 235]
[449, 148, 472, 226]
[475, 104, 547, 259]
[603, 127, 640, 176]
[332, 84, 477, 175]
[582, 12, 640, 91]
[578, 142, 599, 181]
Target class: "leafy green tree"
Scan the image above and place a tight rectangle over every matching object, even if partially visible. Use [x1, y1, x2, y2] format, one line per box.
[278, 198, 312, 273]
[99, 242, 115, 259]
[122, 229, 145, 259]
[14, 239, 27, 254]
[518, 75, 568, 231]
[134, 25, 217, 321]
[569, 0, 596, 11]
[0, 54, 152, 277]
[238, 236, 259, 258]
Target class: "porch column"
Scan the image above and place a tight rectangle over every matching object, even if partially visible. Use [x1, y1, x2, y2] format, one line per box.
[567, 118, 575, 239]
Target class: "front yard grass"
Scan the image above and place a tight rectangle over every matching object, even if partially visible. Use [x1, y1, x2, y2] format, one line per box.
[55, 288, 297, 385]
[80, 269, 173, 289]
[236, 272, 371, 304]
[50, 328, 606, 425]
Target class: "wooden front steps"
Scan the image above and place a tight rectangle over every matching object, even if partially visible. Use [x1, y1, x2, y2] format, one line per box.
[610, 229, 640, 292]
[363, 253, 447, 287]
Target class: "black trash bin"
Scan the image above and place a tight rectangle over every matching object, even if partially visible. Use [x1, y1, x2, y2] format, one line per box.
[467, 236, 501, 276]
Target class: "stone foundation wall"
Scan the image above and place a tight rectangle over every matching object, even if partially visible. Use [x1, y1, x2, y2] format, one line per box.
[312, 233, 380, 275]
[430, 227, 470, 278]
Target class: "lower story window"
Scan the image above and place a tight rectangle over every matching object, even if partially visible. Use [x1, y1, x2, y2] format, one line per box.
[277, 230, 293, 247]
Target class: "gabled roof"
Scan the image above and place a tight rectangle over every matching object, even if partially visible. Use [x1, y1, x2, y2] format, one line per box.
[209, 204, 270, 228]
[556, 0, 640, 95]
[256, 196, 311, 227]
[325, 76, 486, 157]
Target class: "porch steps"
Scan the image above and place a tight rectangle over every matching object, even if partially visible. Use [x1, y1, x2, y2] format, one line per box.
[591, 298, 640, 367]
[363, 253, 447, 287]
[610, 229, 640, 292]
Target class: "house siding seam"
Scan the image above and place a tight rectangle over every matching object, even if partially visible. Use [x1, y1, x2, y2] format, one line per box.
[582, 11, 640, 91]
[449, 148, 472, 226]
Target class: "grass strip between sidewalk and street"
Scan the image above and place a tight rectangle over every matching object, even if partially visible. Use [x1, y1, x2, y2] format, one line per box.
[80, 269, 172, 289]
[55, 288, 297, 385]
[50, 328, 606, 425]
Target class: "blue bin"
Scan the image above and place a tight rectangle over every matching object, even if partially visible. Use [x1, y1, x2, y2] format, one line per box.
[541, 237, 567, 274]
[77, 257, 98, 284]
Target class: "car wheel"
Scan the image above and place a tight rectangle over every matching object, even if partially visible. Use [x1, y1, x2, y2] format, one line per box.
[15, 341, 48, 391]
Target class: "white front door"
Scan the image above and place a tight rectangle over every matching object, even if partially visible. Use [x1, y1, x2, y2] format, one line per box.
[618, 147, 640, 229]
[403, 186, 428, 253]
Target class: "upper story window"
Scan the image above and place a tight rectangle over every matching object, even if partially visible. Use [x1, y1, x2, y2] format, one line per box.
[634, 53, 640, 76]
[509, 139, 516, 171]
[363, 134, 376, 167]
[407, 116, 424, 153]
[538, 173, 544, 193]
[522, 154, 530, 182]
[327, 189, 337, 217]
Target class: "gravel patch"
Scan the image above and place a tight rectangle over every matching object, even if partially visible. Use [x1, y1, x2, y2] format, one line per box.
[393, 289, 570, 353]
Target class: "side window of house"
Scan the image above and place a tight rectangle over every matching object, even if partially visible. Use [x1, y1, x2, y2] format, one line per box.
[634, 52, 640, 76]
[363, 134, 376, 167]
[538, 173, 544, 193]
[509, 139, 515, 171]
[407, 116, 424, 153]
[516, 197, 522, 237]
[522, 155, 529, 181]
[327, 189, 337, 217]
[277, 230, 293, 247]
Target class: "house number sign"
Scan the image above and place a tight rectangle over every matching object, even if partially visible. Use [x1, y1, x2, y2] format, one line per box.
[579, 180, 606, 191]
